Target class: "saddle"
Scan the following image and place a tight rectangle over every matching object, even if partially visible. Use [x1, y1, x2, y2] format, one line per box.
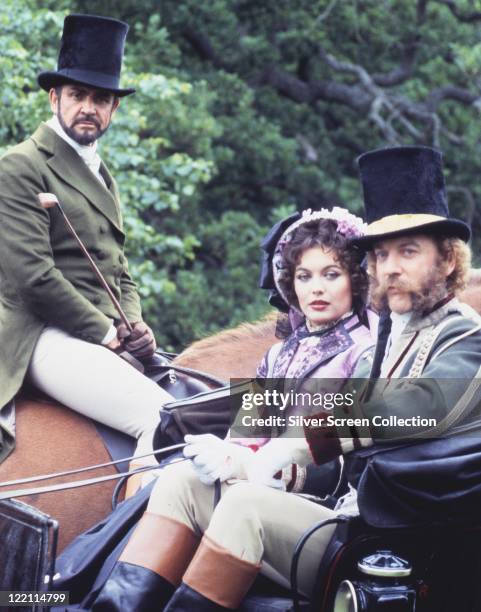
[0, 353, 231, 602]
[78, 352, 228, 471]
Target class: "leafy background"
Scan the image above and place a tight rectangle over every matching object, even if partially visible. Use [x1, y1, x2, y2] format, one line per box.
[2, 0, 481, 350]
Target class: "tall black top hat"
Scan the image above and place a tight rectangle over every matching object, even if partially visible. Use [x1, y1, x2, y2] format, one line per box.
[353, 146, 470, 249]
[38, 14, 135, 97]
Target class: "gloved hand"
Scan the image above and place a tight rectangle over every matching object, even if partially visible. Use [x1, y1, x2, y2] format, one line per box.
[117, 321, 157, 358]
[183, 434, 254, 485]
[245, 437, 310, 490]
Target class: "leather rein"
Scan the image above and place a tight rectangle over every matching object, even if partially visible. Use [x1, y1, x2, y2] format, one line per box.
[0, 358, 226, 501]
[0, 443, 187, 500]
[148, 362, 227, 389]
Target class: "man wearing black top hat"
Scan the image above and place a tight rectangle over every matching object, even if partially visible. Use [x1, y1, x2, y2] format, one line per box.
[87, 146, 481, 612]
[0, 14, 173, 484]
[101, 145, 481, 611]
[304, 146, 481, 460]
[291, 147, 481, 514]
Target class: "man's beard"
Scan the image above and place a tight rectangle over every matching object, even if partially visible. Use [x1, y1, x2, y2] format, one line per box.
[57, 105, 109, 145]
[370, 263, 450, 314]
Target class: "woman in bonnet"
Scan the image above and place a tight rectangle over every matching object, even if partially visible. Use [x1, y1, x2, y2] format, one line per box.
[92, 207, 376, 611]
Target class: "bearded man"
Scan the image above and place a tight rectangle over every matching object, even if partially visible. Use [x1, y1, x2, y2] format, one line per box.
[306, 146, 481, 457]
[107, 146, 481, 611]
[0, 14, 173, 482]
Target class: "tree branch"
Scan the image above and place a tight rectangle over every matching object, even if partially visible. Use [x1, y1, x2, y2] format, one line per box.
[296, 134, 318, 162]
[316, 0, 341, 23]
[318, 48, 430, 143]
[426, 85, 480, 111]
[181, 26, 226, 69]
[318, 48, 374, 88]
[180, 25, 480, 146]
[430, 0, 481, 23]
[372, 43, 419, 87]
[416, 0, 430, 24]
[262, 65, 372, 110]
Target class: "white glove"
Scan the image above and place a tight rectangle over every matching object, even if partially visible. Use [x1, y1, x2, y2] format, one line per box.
[183, 434, 254, 485]
[245, 437, 310, 490]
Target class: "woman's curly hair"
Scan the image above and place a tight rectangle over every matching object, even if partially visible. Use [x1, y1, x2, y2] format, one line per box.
[279, 219, 368, 316]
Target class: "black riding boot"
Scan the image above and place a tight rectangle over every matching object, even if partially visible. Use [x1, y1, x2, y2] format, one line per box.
[163, 583, 228, 611]
[92, 561, 175, 611]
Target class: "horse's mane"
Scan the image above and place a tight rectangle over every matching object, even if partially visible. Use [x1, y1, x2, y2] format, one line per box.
[174, 312, 277, 366]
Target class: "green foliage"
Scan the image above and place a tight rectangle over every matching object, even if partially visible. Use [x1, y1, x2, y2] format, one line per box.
[2, 0, 481, 352]
[0, 2, 63, 146]
[151, 211, 269, 348]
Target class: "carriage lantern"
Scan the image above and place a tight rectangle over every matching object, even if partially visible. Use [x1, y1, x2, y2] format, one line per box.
[333, 550, 417, 611]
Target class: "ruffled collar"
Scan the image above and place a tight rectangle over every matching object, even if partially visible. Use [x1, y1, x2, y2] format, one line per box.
[272, 312, 358, 378]
[305, 309, 354, 335]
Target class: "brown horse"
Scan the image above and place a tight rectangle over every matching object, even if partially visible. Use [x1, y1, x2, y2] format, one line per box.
[0, 313, 278, 552]
[2, 274, 481, 553]
[174, 312, 278, 379]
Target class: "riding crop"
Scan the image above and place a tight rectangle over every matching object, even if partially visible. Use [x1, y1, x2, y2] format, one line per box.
[37, 192, 133, 333]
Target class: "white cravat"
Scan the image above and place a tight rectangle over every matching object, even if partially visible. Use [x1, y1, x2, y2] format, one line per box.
[47, 115, 106, 187]
[383, 311, 412, 365]
[390, 311, 412, 344]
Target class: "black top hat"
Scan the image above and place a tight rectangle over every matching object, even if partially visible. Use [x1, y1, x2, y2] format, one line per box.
[38, 14, 135, 97]
[353, 146, 470, 249]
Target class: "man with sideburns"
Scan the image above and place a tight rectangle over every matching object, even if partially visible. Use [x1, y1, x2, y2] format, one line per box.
[119, 146, 481, 609]
[87, 146, 481, 610]
[0, 14, 173, 490]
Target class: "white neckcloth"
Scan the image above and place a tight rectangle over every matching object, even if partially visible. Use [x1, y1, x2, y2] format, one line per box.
[47, 115, 106, 186]
[383, 310, 412, 366]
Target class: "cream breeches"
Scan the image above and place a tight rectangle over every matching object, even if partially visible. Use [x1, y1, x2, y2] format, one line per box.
[147, 460, 337, 597]
[27, 327, 174, 456]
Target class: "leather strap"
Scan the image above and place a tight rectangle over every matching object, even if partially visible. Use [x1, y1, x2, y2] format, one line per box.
[0, 463, 169, 500]
[149, 364, 226, 388]
[118, 350, 145, 373]
[0, 443, 186, 499]
[0, 358, 226, 500]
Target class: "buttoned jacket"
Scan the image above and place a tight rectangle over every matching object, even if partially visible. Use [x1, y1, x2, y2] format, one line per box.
[0, 123, 142, 457]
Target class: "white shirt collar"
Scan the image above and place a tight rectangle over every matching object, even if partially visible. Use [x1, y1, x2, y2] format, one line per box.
[47, 115, 104, 184]
[390, 310, 412, 341]
[380, 310, 412, 374]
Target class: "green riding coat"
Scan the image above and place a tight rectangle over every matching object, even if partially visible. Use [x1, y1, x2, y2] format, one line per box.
[0, 122, 142, 462]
